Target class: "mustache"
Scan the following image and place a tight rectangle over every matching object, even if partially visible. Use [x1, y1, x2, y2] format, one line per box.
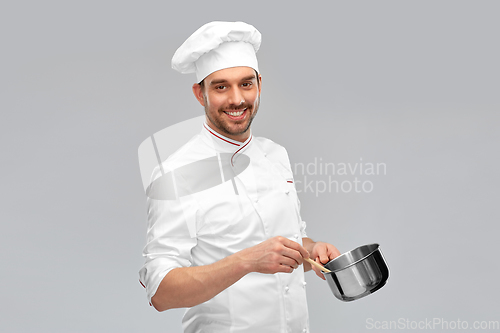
[219, 102, 254, 112]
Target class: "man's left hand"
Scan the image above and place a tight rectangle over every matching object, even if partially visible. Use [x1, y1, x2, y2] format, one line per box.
[303, 238, 341, 280]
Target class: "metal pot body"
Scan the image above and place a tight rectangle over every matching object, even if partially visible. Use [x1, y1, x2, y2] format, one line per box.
[323, 243, 389, 302]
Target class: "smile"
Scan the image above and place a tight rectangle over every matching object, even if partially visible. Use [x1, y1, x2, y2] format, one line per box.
[224, 109, 245, 116]
[223, 108, 247, 119]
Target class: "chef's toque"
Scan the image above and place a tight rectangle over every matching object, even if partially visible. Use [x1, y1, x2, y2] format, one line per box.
[171, 21, 261, 82]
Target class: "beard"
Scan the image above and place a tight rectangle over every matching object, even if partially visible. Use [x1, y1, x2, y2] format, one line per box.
[204, 96, 260, 138]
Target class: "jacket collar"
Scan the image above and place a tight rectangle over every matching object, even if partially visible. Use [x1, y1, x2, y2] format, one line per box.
[202, 123, 252, 150]
[201, 122, 253, 166]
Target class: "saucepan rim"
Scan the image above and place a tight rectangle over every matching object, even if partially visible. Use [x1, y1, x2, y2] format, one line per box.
[322, 243, 380, 274]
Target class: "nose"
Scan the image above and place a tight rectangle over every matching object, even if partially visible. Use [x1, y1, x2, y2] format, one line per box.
[228, 86, 244, 106]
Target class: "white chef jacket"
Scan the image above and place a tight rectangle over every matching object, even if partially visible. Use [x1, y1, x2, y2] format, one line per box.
[139, 123, 309, 333]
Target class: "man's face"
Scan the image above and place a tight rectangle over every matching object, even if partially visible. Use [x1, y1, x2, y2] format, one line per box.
[193, 66, 261, 142]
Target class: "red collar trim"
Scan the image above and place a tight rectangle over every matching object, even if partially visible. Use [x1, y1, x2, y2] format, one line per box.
[231, 135, 252, 166]
[203, 124, 241, 146]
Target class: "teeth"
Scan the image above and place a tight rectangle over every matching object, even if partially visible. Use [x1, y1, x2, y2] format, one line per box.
[225, 110, 244, 116]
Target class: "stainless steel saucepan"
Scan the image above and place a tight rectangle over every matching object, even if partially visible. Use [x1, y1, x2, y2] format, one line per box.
[322, 243, 390, 302]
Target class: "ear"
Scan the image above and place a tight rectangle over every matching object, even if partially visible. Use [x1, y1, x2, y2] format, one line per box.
[192, 83, 205, 106]
[257, 74, 262, 95]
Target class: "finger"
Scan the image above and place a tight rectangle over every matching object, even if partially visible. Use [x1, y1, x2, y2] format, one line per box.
[328, 246, 341, 259]
[315, 256, 329, 267]
[280, 237, 309, 259]
[315, 248, 330, 265]
[281, 246, 304, 266]
[279, 256, 299, 269]
[277, 264, 294, 274]
[311, 264, 326, 280]
[313, 262, 327, 280]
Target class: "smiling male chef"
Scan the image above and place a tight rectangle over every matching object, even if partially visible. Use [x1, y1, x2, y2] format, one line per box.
[139, 21, 340, 333]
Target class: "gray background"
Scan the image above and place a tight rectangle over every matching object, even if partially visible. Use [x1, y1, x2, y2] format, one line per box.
[1, 0, 499, 332]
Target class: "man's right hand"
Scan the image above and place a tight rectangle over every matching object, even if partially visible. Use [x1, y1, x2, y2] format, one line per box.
[151, 236, 309, 311]
[237, 236, 310, 274]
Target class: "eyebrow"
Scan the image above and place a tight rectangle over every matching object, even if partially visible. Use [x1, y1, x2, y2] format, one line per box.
[209, 75, 257, 86]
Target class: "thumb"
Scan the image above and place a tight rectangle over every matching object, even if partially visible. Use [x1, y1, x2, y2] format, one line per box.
[319, 253, 329, 264]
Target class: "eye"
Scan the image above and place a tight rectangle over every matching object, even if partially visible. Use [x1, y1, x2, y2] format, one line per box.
[215, 85, 226, 90]
[241, 82, 253, 88]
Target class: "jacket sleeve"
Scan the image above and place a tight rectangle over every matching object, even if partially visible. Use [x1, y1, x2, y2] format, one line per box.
[138, 193, 198, 305]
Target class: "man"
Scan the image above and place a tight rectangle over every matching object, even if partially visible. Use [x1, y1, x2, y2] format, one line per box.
[139, 21, 340, 332]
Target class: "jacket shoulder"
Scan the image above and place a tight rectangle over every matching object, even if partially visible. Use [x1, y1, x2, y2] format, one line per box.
[253, 136, 292, 169]
[150, 134, 209, 181]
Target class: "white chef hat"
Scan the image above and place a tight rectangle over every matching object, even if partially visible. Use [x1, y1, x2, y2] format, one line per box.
[172, 21, 261, 82]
